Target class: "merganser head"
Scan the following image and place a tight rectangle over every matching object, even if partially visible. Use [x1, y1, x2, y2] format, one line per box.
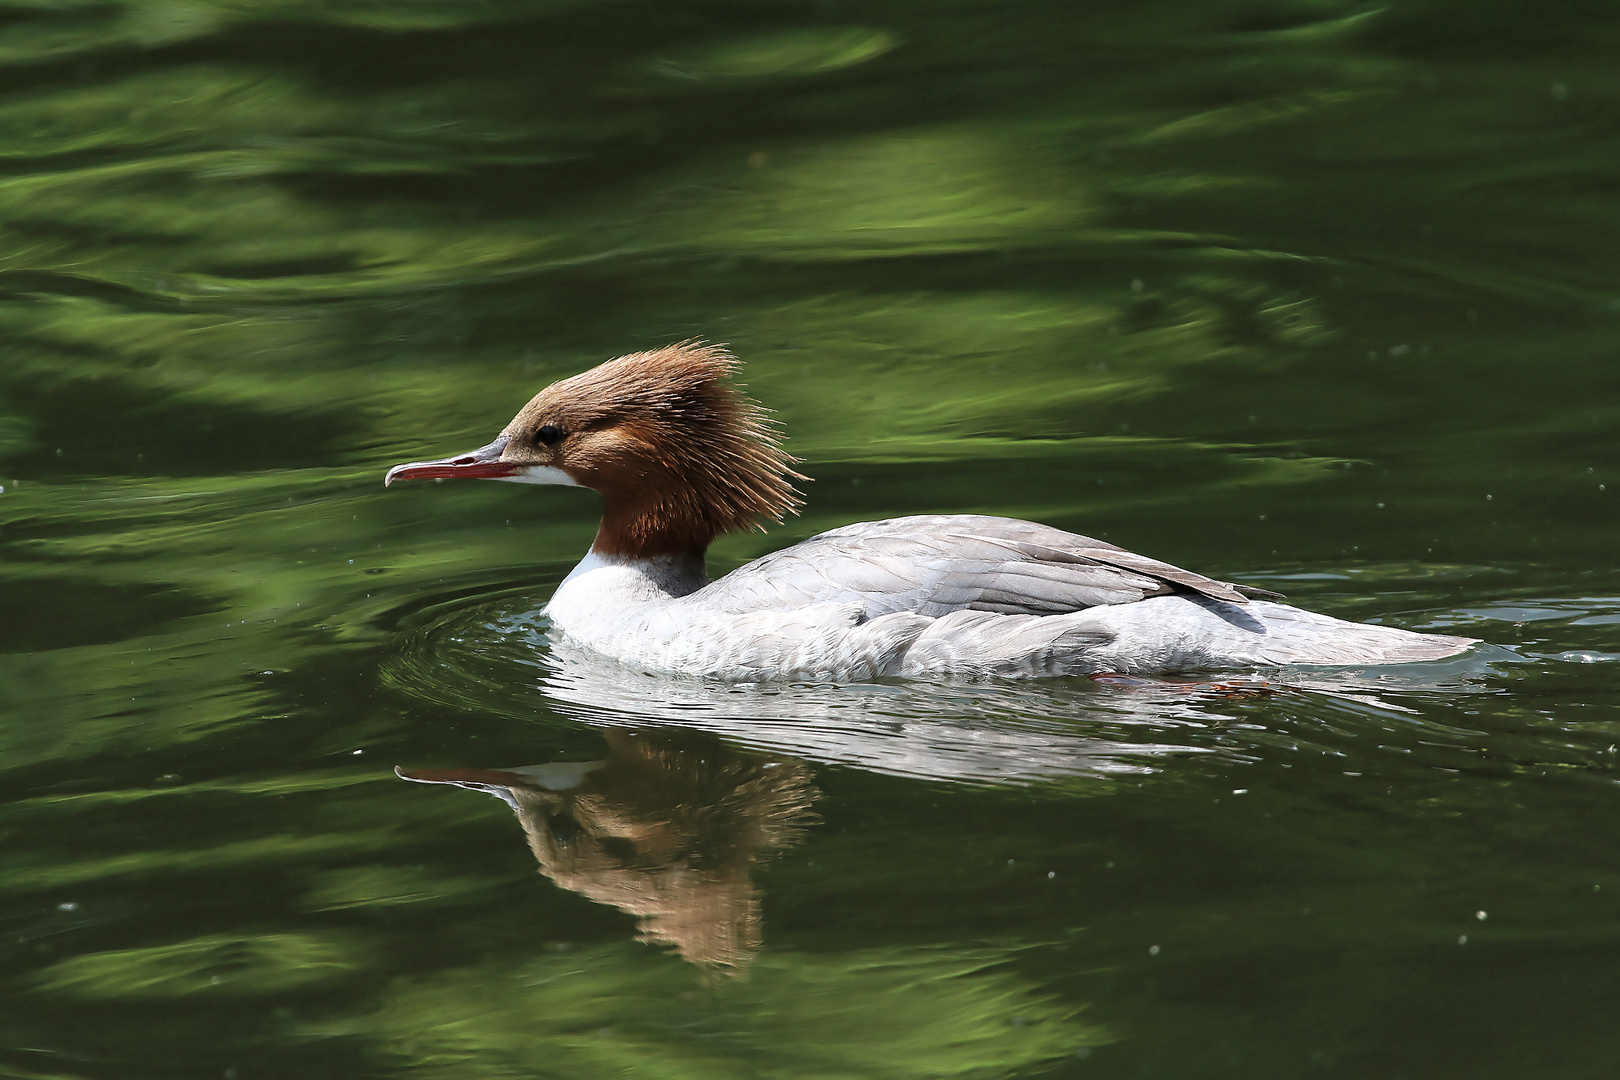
[385, 343, 804, 558]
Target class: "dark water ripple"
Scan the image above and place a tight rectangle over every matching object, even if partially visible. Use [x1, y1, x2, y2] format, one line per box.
[2, 0, 1620, 1076]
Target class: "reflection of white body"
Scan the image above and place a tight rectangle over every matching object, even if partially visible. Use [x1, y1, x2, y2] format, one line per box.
[386, 581, 1509, 787]
[534, 635, 1215, 784]
[388, 344, 1477, 680]
[386, 614, 1501, 786]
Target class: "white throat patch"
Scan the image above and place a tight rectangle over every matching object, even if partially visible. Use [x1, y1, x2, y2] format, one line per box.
[497, 465, 581, 487]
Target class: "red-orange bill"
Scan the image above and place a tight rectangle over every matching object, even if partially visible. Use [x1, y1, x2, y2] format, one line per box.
[384, 457, 519, 484]
[384, 437, 515, 485]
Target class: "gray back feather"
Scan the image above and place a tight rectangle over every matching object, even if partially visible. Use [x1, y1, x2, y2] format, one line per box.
[688, 514, 1253, 619]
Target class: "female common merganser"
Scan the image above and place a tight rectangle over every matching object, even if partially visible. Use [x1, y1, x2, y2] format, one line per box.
[385, 343, 1477, 680]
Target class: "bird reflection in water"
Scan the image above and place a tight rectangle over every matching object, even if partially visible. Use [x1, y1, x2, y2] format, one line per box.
[397, 728, 817, 972]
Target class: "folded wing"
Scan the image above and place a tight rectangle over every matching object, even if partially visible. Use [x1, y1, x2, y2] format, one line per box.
[688, 514, 1264, 619]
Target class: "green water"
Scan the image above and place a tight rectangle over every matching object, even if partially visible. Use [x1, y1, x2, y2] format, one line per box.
[3, 0, 1620, 1075]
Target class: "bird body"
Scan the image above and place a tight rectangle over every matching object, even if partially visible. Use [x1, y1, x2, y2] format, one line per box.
[387, 344, 1476, 679]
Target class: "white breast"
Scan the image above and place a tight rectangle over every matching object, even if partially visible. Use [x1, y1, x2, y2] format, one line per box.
[543, 547, 1474, 681]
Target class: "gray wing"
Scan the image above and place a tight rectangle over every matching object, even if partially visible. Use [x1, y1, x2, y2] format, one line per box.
[689, 514, 1269, 618]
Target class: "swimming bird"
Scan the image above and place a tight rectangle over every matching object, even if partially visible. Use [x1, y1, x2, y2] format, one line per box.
[385, 343, 1476, 679]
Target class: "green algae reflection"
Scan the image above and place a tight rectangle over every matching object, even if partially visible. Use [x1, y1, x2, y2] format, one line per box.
[2, 0, 1620, 1077]
[323, 942, 1107, 1080]
[36, 931, 367, 998]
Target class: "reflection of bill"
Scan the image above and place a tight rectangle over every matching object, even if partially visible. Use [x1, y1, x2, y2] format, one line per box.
[398, 728, 817, 972]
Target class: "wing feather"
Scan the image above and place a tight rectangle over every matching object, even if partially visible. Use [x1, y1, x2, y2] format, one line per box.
[687, 514, 1262, 619]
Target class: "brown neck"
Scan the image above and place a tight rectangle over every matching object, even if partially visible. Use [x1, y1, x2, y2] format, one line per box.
[591, 487, 721, 561]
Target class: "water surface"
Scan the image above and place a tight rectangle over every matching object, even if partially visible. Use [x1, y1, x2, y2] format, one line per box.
[3, 1, 1620, 1077]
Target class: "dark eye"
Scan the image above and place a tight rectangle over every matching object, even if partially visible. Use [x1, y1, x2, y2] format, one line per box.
[535, 424, 565, 446]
